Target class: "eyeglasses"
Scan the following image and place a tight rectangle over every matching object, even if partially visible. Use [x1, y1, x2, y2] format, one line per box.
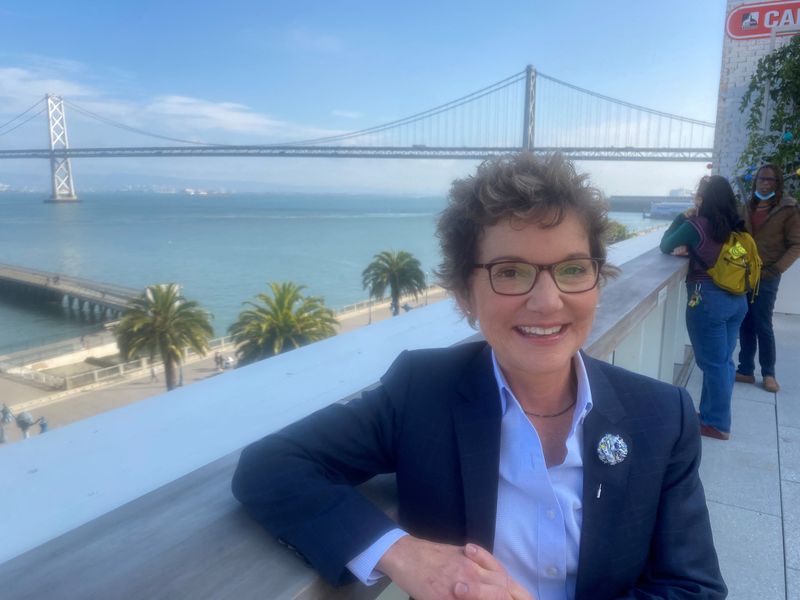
[474, 258, 602, 295]
[757, 176, 777, 182]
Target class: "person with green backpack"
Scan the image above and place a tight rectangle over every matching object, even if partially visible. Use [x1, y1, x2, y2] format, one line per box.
[660, 176, 752, 441]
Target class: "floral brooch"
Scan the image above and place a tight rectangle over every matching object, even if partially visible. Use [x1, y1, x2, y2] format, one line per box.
[597, 433, 628, 466]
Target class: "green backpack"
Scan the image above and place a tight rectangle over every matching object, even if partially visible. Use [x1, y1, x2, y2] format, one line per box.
[692, 231, 762, 301]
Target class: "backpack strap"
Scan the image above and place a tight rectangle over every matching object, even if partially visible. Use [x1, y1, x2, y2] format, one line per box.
[687, 245, 710, 271]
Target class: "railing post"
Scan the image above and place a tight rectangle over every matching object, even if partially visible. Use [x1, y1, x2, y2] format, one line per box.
[522, 65, 536, 151]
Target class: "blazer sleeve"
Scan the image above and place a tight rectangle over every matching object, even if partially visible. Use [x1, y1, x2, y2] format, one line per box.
[231, 352, 412, 586]
[619, 387, 727, 599]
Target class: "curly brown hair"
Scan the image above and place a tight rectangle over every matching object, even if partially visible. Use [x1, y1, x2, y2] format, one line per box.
[436, 153, 616, 309]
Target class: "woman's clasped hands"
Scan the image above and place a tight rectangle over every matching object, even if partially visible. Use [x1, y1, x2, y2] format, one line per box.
[377, 536, 535, 600]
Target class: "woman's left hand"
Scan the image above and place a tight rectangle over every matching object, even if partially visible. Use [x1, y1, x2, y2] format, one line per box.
[457, 544, 536, 600]
[671, 245, 689, 256]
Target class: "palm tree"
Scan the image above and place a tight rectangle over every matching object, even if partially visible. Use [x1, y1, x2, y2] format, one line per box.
[115, 283, 213, 391]
[229, 282, 338, 366]
[362, 250, 427, 316]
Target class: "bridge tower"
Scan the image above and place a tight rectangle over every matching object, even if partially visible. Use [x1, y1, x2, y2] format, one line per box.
[522, 65, 536, 151]
[45, 94, 78, 202]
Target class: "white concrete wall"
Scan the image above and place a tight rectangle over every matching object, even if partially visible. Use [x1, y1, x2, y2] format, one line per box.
[776, 261, 800, 314]
[27, 342, 118, 370]
[713, 1, 798, 180]
[0, 300, 476, 565]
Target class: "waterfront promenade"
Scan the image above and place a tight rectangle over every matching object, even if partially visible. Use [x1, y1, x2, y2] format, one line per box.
[0, 287, 449, 443]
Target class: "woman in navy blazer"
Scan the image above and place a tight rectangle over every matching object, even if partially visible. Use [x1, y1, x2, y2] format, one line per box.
[233, 153, 726, 600]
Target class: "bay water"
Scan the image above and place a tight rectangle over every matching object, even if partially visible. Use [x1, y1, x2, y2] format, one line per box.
[0, 192, 658, 354]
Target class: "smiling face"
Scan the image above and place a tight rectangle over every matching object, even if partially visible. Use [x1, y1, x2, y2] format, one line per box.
[460, 212, 598, 388]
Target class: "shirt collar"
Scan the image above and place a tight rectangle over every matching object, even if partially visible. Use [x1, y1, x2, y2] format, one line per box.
[491, 350, 593, 427]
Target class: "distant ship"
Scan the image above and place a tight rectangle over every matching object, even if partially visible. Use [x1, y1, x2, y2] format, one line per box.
[644, 200, 693, 220]
[183, 188, 210, 196]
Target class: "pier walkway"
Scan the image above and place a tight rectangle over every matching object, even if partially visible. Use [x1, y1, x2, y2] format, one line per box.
[0, 262, 141, 317]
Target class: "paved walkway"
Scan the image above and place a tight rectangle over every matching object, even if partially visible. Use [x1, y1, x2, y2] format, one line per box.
[685, 311, 798, 600]
[0, 289, 449, 444]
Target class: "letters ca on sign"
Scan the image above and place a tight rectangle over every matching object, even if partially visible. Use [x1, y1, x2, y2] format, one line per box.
[727, 1, 800, 39]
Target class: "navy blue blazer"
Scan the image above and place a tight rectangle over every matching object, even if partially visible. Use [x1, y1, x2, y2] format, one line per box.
[232, 342, 726, 599]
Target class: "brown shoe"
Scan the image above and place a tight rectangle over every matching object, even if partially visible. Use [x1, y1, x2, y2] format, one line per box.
[700, 424, 730, 440]
[763, 376, 780, 393]
[735, 372, 756, 384]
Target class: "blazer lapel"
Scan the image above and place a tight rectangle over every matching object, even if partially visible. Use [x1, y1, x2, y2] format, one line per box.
[576, 356, 632, 597]
[453, 344, 502, 551]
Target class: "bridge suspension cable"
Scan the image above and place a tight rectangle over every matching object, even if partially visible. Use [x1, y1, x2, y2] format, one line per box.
[533, 72, 715, 151]
[62, 99, 221, 146]
[0, 98, 46, 137]
[285, 70, 527, 147]
[0, 66, 716, 166]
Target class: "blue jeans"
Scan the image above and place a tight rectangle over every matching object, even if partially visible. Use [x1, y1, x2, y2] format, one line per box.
[737, 275, 781, 378]
[686, 282, 748, 433]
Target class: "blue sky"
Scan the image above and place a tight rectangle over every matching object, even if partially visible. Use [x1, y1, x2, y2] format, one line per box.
[0, 1, 728, 195]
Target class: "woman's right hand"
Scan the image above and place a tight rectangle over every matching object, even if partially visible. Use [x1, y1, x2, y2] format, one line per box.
[671, 245, 689, 257]
[378, 536, 534, 600]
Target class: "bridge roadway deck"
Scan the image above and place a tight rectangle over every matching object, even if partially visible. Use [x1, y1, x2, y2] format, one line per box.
[0, 145, 714, 162]
[0, 262, 140, 313]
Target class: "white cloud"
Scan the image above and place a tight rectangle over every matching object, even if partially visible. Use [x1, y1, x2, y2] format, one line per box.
[0, 58, 350, 145]
[144, 95, 347, 142]
[0, 67, 95, 109]
[332, 109, 363, 119]
[286, 28, 343, 54]
[147, 95, 283, 134]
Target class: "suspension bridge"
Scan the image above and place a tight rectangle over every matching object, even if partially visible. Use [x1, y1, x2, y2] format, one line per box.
[0, 65, 715, 201]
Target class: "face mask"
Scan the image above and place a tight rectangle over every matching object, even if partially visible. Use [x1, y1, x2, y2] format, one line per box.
[755, 191, 776, 201]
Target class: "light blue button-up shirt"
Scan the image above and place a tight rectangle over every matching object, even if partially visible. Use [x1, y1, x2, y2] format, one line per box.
[348, 352, 593, 600]
[492, 351, 593, 600]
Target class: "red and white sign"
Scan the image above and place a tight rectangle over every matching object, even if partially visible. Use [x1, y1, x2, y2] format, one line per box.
[727, 1, 800, 39]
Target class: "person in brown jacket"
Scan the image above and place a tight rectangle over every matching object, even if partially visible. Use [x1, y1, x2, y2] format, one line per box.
[736, 164, 800, 392]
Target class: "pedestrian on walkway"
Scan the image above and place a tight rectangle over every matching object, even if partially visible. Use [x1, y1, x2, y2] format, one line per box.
[661, 175, 748, 440]
[736, 164, 800, 393]
[150, 365, 158, 382]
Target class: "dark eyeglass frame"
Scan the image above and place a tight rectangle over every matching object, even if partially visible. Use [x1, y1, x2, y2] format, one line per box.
[473, 258, 603, 295]
[756, 176, 777, 183]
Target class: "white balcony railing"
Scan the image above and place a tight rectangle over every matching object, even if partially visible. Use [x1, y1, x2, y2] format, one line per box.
[0, 229, 704, 599]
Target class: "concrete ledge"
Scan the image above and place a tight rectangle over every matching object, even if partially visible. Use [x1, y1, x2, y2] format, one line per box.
[0, 299, 475, 565]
